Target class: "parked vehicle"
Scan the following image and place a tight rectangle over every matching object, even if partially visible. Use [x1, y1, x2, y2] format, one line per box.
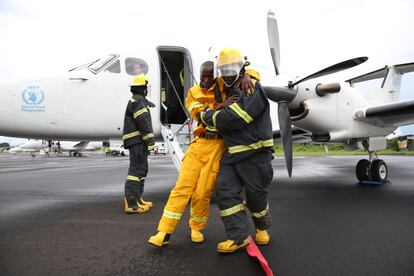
[154, 142, 167, 156]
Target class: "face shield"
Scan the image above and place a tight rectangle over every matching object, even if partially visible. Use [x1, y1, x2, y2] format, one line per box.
[218, 62, 244, 87]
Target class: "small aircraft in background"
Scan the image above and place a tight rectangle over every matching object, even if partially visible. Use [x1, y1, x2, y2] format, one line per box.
[0, 10, 413, 182]
[8, 139, 50, 157]
[8, 140, 103, 157]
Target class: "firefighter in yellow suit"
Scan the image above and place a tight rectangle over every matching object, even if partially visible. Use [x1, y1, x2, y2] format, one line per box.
[148, 61, 259, 246]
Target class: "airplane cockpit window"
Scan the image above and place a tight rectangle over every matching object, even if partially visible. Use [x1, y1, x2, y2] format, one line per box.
[125, 58, 149, 76]
[88, 54, 118, 73]
[105, 59, 121, 73]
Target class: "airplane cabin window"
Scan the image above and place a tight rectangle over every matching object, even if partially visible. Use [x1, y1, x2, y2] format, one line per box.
[105, 59, 121, 73]
[125, 58, 149, 76]
[88, 54, 118, 73]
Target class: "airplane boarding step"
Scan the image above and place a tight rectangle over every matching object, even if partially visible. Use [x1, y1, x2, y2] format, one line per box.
[161, 123, 194, 171]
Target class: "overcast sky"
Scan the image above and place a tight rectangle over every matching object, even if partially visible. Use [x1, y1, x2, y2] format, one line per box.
[0, 0, 413, 145]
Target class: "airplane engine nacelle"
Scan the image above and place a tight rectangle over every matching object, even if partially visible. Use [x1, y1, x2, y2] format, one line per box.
[289, 91, 353, 141]
[289, 82, 341, 108]
[288, 82, 318, 109]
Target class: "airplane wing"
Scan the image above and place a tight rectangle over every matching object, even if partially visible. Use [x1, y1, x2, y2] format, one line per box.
[346, 62, 414, 85]
[354, 99, 414, 127]
[72, 141, 89, 149]
[273, 127, 312, 144]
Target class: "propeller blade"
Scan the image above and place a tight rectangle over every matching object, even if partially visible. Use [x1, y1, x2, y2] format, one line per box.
[267, 10, 280, 75]
[278, 102, 292, 177]
[290, 56, 368, 87]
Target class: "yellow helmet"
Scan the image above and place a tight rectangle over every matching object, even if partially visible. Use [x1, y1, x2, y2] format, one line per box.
[217, 48, 244, 67]
[131, 75, 149, 87]
[216, 48, 249, 77]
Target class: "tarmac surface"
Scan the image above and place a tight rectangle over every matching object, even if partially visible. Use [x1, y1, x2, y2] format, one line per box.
[0, 153, 413, 276]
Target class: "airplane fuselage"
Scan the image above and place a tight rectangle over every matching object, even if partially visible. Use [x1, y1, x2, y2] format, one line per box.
[0, 53, 161, 140]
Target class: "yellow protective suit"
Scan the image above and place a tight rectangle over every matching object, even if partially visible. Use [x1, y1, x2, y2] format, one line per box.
[158, 83, 226, 233]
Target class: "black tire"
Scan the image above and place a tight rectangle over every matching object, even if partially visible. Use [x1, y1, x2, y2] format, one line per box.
[356, 159, 371, 181]
[121, 152, 125, 157]
[371, 159, 388, 182]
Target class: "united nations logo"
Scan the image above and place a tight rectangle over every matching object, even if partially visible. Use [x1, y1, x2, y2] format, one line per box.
[22, 86, 45, 105]
[21, 86, 46, 113]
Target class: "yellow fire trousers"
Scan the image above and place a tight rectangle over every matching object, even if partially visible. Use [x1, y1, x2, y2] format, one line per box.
[157, 137, 225, 233]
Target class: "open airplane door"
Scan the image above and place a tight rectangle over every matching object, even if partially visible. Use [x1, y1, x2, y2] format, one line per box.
[157, 46, 195, 171]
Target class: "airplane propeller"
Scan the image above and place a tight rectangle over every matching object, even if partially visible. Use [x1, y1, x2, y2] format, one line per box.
[267, 10, 280, 76]
[265, 10, 368, 177]
[277, 101, 292, 177]
[266, 10, 293, 177]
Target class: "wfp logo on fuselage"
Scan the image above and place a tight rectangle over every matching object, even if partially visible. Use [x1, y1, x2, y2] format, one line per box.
[21, 86, 45, 112]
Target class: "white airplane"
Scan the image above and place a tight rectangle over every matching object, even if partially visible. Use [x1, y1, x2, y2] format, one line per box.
[8, 139, 94, 157]
[264, 11, 414, 183]
[84, 141, 104, 151]
[8, 139, 50, 156]
[57, 141, 90, 157]
[0, 11, 413, 183]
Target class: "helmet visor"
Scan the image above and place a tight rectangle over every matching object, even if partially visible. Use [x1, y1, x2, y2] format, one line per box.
[217, 62, 244, 77]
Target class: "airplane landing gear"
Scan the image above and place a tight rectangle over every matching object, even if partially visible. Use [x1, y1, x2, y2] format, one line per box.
[371, 159, 388, 182]
[356, 159, 370, 181]
[356, 151, 388, 183]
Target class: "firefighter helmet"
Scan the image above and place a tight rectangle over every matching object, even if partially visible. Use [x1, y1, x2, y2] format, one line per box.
[131, 75, 149, 87]
[216, 48, 247, 77]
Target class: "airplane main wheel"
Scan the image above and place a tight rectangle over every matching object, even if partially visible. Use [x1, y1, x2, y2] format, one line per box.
[371, 159, 388, 182]
[356, 159, 371, 181]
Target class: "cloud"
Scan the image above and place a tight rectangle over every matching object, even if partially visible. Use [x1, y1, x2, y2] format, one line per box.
[1, 0, 414, 81]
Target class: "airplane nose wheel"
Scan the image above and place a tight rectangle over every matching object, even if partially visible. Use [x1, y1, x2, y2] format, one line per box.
[356, 158, 388, 183]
